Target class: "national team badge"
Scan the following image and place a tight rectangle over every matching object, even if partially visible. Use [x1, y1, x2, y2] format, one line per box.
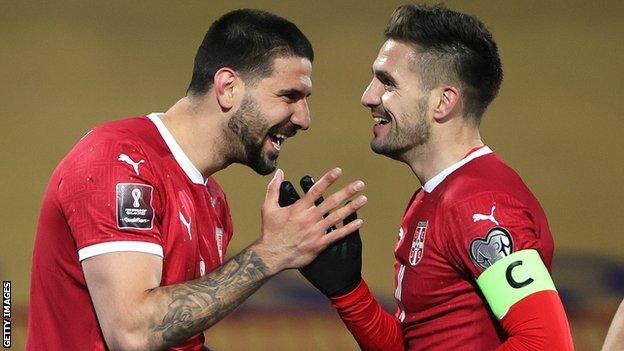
[116, 183, 154, 230]
[408, 220, 428, 266]
[469, 227, 513, 270]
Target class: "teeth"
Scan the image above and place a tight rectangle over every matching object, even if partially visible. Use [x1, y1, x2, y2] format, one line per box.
[271, 134, 285, 151]
[373, 117, 389, 125]
[275, 134, 285, 146]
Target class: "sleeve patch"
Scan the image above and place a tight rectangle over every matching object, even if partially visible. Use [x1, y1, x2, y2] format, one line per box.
[469, 227, 513, 270]
[116, 183, 154, 230]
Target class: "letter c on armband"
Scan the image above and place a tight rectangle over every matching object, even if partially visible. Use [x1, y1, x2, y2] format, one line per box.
[505, 260, 534, 288]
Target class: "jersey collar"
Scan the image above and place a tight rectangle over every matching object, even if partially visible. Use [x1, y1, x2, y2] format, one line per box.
[423, 146, 493, 193]
[147, 112, 207, 185]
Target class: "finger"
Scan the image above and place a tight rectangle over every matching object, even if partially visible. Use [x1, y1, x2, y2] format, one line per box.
[279, 181, 301, 207]
[320, 218, 364, 247]
[300, 175, 315, 193]
[301, 175, 337, 232]
[300, 175, 325, 206]
[265, 169, 284, 205]
[316, 180, 365, 216]
[343, 201, 358, 225]
[302, 168, 342, 205]
[318, 195, 367, 232]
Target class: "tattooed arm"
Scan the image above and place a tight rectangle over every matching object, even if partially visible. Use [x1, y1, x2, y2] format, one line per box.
[148, 248, 270, 348]
[82, 168, 366, 350]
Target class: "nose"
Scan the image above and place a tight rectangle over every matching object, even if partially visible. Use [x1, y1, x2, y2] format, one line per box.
[361, 79, 382, 108]
[290, 98, 311, 130]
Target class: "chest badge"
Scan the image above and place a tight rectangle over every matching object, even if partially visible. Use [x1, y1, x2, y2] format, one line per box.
[409, 220, 428, 266]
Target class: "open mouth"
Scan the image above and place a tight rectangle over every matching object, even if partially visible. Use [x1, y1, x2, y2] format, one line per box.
[373, 115, 391, 126]
[269, 133, 286, 151]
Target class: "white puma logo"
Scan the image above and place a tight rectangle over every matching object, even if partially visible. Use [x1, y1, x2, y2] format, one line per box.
[118, 154, 145, 175]
[179, 211, 192, 240]
[472, 205, 499, 226]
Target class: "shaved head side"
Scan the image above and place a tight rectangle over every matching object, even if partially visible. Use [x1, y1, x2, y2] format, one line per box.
[384, 4, 503, 121]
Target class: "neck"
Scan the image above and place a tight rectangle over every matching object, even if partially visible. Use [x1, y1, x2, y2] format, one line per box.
[160, 96, 232, 179]
[403, 120, 483, 186]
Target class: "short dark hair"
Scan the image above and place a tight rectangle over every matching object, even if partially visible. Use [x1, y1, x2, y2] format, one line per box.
[187, 9, 314, 96]
[385, 4, 503, 121]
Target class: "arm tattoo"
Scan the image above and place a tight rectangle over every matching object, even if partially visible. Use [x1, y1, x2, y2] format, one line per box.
[148, 248, 269, 348]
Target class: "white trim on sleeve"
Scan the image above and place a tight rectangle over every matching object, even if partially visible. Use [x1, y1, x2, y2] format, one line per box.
[78, 241, 164, 261]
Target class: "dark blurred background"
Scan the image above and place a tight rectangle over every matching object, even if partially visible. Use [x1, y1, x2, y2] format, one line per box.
[1, 1, 623, 349]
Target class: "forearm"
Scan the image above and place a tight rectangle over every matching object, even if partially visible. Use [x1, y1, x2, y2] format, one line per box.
[138, 247, 271, 350]
[495, 290, 574, 351]
[331, 280, 404, 351]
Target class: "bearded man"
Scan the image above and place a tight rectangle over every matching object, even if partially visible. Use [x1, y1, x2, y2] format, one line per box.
[27, 9, 366, 351]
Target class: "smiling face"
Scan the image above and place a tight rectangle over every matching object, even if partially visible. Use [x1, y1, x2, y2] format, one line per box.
[228, 56, 312, 175]
[361, 40, 432, 160]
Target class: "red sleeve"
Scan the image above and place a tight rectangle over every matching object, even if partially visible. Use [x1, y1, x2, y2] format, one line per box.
[58, 136, 164, 261]
[444, 192, 573, 349]
[330, 280, 404, 351]
[496, 290, 574, 351]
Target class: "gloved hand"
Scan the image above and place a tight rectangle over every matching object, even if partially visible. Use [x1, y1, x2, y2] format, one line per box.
[279, 175, 362, 297]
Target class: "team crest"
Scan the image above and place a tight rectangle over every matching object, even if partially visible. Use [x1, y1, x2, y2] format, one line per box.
[408, 220, 428, 266]
[469, 227, 513, 270]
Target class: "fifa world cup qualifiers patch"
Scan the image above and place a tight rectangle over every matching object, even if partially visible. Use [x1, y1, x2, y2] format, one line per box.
[469, 227, 513, 270]
[116, 183, 154, 230]
[476, 249, 557, 319]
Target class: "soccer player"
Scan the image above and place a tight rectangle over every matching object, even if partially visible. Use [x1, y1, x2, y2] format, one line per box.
[297, 4, 575, 350]
[603, 299, 624, 351]
[26, 9, 366, 351]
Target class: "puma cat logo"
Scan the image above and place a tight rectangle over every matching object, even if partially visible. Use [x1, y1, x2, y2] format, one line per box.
[118, 154, 145, 175]
[472, 205, 499, 226]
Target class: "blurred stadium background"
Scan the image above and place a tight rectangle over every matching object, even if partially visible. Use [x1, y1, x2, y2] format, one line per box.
[1, 1, 623, 349]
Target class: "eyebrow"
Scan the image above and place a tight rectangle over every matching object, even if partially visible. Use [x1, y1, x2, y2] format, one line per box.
[277, 88, 312, 98]
[373, 68, 397, 86]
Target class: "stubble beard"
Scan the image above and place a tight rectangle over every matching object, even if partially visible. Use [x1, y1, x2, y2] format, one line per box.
[371, 97, 431, 159]
[227, 94, 277, 176]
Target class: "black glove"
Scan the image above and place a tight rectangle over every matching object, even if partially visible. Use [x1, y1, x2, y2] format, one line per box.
[278, 175, 362, 297]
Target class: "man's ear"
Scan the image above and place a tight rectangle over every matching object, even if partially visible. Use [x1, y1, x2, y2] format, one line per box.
[213, 68, 239, 111]
[432, 85, 460, 121]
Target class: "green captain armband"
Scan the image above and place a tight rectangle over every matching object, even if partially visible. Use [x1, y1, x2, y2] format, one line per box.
[476, 249, 556, 319]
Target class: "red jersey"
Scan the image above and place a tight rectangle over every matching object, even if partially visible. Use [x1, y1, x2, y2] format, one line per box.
[394, 146, 554, 350]
[27, 113, 234, 350]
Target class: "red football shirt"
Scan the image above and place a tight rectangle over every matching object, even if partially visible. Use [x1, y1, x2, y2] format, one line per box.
[27, 113, 234, 350]
[394, 146, 554, 350]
